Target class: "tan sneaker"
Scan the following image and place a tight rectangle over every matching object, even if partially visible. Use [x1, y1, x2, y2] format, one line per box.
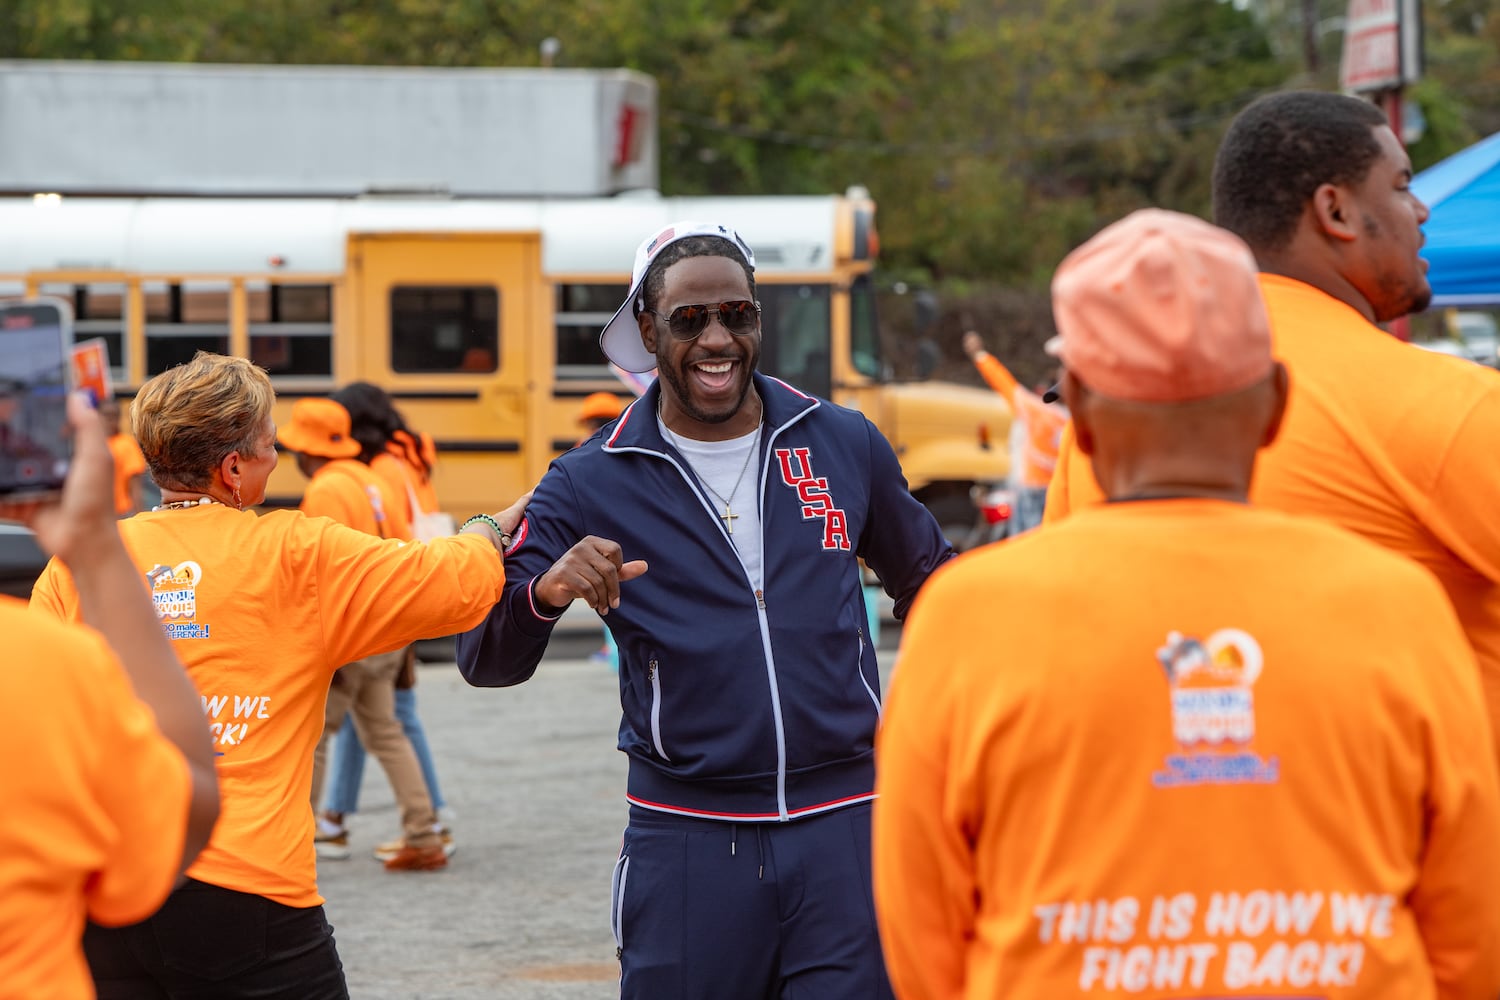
[382, 843, 448, 872]
[374, 827, 454, 861]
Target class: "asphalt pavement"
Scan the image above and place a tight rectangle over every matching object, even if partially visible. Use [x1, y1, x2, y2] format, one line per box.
[317, 628, 900, 1000]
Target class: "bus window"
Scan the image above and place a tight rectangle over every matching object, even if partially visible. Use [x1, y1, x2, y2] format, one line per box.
[758, 284, 832, 399]
[849, 273, 883, 379]
[39, 282, 128, 380]
[247, 282, 333, 378]
[556, 283, 627, 377]
[144, 281, 230, 375]
[390, 286, 499, 373]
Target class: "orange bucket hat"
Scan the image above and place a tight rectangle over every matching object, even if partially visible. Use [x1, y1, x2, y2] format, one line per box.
[276, 398, 362, 459]
[577, 392, 624, 424]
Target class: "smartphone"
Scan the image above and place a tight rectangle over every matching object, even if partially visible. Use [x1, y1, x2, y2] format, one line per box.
[0, 298, 75, 499]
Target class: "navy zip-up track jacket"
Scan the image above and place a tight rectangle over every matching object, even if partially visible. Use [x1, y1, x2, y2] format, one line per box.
[457, 373, 954, 822]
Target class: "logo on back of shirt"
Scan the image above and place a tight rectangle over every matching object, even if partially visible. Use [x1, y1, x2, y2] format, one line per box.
[1152, 628, 1278, 787]
[774, 447, 851, 551]
[146, 561, 211, 640]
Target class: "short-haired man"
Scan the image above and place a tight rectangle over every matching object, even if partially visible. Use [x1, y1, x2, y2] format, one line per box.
[458, 221, 954, 998]
[875, 209, 1500, 999]
[1045, 90, 1500, 770]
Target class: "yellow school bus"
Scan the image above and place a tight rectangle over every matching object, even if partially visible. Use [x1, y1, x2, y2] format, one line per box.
[0, 191, 1009, 537]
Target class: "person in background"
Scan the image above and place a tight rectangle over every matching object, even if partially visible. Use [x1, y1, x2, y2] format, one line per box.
[575, 390, 626, 668]
[961, 330, 1065, 533]
[576, 391, 624, 446]
[99, 396, 148, 516]
[1, 392, 218, 1000]
[318, 382, 456, 864]
[875, 209, 1500, 1000]
[335, 381, 448, 538]
[32, 353, 521, 998]
[1044, 90, 1500, 776]
[458, 221, 954, 1000]
[279, 397, 448, 872]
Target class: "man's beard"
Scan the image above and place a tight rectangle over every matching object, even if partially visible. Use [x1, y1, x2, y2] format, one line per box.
[656, 351, 755, 425]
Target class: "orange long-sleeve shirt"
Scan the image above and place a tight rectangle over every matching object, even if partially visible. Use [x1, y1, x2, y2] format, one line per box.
[1046, 274, 1500, 769]
[31, 505, 504, 906]
[876, 499, 1500, 999]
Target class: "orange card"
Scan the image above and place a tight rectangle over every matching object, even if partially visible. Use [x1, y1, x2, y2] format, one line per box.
[70, 338, 113, 405]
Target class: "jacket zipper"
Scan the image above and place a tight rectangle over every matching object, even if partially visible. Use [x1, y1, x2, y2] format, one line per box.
[648, 659, 670, 761]
[632, 400, 820, 822]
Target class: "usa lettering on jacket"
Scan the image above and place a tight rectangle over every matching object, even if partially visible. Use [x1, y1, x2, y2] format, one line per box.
[776, 447, 851, 551]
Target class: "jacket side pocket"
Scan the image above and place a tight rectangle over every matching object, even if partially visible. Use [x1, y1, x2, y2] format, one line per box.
[648, 659, 671, 760]
[855, 626, 881, 718]
[609, 851, 631, 955]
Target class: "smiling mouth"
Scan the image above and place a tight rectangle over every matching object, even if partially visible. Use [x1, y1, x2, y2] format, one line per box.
[690, 358, 739, 392]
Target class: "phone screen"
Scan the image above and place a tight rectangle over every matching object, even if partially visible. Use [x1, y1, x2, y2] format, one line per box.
[0, 299, 74, 498]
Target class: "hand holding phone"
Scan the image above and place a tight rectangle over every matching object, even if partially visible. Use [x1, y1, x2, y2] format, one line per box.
[0, 392, 119, 566]
[0, 298, 74, 500]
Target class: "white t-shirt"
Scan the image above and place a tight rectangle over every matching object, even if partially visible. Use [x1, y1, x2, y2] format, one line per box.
[658, 416, 765, 591]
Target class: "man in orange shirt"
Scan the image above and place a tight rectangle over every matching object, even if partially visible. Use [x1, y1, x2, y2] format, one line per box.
[279, 397, 446, 871]
[961, 331, 1065, 532]
[875, 210, 1500, 999]
[1, 393, 219, 1000]
[1046, 91, 1500, 771]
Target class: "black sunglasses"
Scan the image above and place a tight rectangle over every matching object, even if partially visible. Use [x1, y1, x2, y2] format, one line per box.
[647, 299, 761, 341]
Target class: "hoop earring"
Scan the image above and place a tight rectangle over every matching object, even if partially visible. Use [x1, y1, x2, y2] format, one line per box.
[233, 485, 243, 510]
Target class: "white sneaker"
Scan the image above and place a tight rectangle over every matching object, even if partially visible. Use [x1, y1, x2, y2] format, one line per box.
[315, 821, 351, 861]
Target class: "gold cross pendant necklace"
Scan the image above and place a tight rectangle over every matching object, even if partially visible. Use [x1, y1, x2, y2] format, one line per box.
[660, 403, 762, 535]
[700, 432, 759, 534]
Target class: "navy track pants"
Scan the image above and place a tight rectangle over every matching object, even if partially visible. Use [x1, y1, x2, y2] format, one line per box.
[611, 802, 894, 1000]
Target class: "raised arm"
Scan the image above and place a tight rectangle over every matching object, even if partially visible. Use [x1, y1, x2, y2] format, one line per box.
[5, 394, 219, 875]
[963, 330, 1020, 405]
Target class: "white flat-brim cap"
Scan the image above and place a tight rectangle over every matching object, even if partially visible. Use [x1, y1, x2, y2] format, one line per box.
[599, 221, 757, 373]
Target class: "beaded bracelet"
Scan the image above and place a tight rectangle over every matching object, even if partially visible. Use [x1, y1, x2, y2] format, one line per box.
[462, 513, 512, 549]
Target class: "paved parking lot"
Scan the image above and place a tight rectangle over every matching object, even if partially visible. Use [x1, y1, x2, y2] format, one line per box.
[318, 628, 899, 1000]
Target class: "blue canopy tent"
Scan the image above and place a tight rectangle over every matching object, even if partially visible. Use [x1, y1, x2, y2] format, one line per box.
[1412, 131, 1500, 306]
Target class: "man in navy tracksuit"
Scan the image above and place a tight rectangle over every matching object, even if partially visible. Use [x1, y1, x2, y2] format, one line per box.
[457, 221, 953, 999]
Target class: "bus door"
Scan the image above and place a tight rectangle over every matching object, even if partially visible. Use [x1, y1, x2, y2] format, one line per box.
[345, 232, 547, 520]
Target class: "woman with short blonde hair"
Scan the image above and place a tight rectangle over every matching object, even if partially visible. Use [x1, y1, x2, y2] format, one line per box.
[131, 353, 276, 508]
[32, 352, 524, 999]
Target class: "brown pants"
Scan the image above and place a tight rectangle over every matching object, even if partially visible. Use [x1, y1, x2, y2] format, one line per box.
[310, 648, 439, 849]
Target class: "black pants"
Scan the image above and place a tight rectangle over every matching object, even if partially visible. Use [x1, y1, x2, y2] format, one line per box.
[84, 879, 348, 1000]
